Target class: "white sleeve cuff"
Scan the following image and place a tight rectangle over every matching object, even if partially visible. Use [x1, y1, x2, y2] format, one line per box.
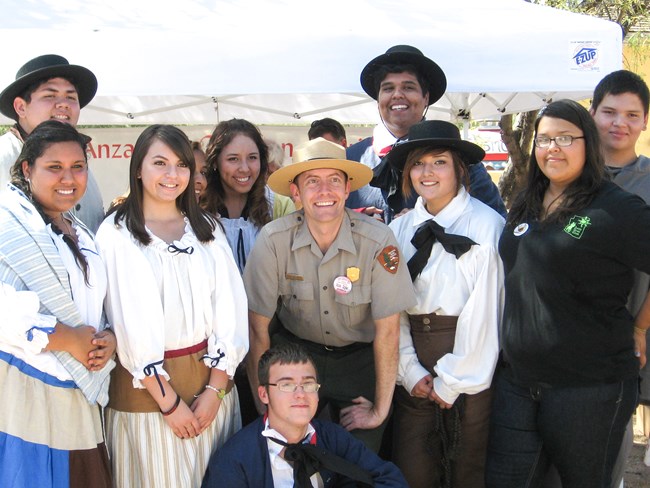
[131, 361, 170, 390]
[402, 363, 431, 396]
[206, 336, 238, 378]
[22, 313, 58, 355]
[433, 376, 460, 405]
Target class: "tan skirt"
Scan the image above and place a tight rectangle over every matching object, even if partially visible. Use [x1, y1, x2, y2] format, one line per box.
[106, 343, 240, 487]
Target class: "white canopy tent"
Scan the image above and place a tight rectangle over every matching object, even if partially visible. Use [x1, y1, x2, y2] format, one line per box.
[0, 0, 622, 127]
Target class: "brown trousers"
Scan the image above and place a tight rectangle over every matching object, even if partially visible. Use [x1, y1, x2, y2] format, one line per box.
[392, 313, 493, 488]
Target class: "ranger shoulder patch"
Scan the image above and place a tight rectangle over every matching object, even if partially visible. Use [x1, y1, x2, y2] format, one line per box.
[378, 245, 400, 274]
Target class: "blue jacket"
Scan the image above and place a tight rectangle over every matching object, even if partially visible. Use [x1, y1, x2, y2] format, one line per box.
[202, 417, 408, 487]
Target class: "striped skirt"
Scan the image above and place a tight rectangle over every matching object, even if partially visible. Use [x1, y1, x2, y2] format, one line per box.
[0, 351, 111, 488]
[106, 346, 242, 487]
[106, 390, 240, 488]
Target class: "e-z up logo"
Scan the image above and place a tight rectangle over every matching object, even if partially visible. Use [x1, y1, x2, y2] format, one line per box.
[569, 42, 600, 71]
[573, 48, 597, 66]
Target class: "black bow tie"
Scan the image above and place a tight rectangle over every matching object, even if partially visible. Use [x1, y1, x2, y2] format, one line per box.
[167, 243, 194, 255]
[268, 436, 374, 488]
[407, 220, 477, 281]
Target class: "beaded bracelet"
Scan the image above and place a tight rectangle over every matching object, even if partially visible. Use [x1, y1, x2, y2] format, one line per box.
[205, 385, 227, 399]
[161, 393, 181, 416]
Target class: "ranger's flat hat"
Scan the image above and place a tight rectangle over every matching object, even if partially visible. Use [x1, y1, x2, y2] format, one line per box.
[267, 138, 373, 196]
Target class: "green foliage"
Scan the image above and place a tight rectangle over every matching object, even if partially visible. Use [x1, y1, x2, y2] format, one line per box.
[536, 0, 649, 37]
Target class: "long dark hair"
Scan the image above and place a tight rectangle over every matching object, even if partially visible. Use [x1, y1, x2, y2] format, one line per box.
[113, 124, 216, 245]
[10, 120, 91, 283]
[508, 99, 606, 225]
[202, 119, 271, 228]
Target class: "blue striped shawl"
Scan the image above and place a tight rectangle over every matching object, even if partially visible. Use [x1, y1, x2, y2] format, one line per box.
[0, 185, 113, 406]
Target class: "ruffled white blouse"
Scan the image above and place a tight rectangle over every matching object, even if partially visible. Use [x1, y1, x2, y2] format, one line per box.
[389, 188, 505, 404]
[95, 215, 248, 388]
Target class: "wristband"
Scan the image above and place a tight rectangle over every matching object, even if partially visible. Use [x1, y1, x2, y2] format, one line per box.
[634, 326, 648, 335]
[205, 384, 227, 399]
[161, 393, 181, 416]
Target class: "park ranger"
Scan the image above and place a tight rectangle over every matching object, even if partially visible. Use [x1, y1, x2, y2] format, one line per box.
[244, 137, 417, 451]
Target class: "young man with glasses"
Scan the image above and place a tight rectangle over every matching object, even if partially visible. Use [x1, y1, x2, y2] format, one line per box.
[202, 343, 407, 487]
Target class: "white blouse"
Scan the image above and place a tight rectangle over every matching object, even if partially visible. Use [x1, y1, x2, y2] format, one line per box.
[389, 187, 505, 404]
[221, 217, 261, 274]
[0, 222, 107, 382]
[95, 215, 248, 388]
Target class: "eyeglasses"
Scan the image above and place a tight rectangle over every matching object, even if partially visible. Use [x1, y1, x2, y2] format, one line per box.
[534, 135, 584, 148]
[266, 382, 321, 393]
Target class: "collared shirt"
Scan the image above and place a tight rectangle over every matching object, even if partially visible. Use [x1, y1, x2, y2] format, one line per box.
[262, 419, 323, 488]
[389, 188, 505, 403]
[244, 208, 417, 347]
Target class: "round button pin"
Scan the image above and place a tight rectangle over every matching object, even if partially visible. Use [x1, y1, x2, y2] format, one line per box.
[513, 223, 529, 236]
[333, 276, 352, 295]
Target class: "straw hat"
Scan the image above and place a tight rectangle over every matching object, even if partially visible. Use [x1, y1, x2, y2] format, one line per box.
[267, 138, 373, 196]
[0, 54, 97, 120]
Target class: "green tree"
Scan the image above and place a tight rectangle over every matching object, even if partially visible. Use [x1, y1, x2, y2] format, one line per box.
[542, 0, 647, 38]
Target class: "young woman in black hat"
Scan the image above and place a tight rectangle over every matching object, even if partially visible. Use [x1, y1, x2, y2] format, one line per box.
[387, 120, 504, 488]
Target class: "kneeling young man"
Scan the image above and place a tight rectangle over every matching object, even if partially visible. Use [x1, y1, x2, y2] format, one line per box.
[202, 343, 407, 487]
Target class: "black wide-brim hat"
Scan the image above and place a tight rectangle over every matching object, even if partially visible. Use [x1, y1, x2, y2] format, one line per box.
[0, 54, 98, 121]
[360, 45, 447, 105]
[385, 120, 486, 171]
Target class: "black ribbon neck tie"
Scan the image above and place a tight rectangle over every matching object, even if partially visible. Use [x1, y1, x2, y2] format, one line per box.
[268, 436, 374, 488]
[407, 220, 477, 281]
[236, 228, 246, 274]
[167, 243, 194, 255]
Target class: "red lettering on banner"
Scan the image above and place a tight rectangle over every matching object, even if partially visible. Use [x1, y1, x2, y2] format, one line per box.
[84, 142, 135, 160]
[282, 142, 293, 158]
[97, 144, 111, 158]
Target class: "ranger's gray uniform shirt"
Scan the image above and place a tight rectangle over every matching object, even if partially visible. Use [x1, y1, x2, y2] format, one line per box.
[243, 208, 417, 347]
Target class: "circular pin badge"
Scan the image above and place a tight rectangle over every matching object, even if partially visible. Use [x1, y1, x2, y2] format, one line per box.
[333, 276, 352, 295]
[513, 223, 529, 236]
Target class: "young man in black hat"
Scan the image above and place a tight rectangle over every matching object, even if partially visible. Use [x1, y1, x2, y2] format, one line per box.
[346, 45, 507, 223]
[0, 54, 105, 232]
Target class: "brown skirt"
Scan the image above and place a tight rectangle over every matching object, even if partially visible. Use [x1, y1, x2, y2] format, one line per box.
[108, 342, 232, 413]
